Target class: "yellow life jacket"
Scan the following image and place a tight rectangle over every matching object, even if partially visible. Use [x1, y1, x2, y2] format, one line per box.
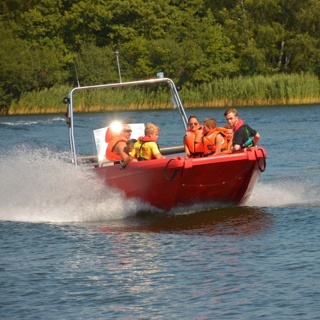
[133, 136, 160, 161]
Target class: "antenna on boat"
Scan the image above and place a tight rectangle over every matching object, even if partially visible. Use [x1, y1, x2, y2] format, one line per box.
[74, 60, 80, 87]
[114, 50, 122, 83]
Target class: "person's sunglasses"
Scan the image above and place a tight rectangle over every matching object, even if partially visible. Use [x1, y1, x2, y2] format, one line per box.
[189, 122, 198, 126]
[122, 129, 132, 133]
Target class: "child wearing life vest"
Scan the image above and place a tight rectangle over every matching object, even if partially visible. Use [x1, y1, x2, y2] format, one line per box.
[130, 122, 165, 161]
[124, 138, 137, 155]
[202, 118, 229, 156]
[222, 124, 233, 154]
[121, 122, 165, 168]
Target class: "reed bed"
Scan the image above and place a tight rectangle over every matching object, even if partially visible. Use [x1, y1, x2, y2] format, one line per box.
[181, 73, 320, 107]
[7, 73, 320, 115]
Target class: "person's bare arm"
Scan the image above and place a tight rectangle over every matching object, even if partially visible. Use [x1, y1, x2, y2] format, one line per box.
[254, 132, 260, 146]
[153, 153, 165, 159]
[120, 155, 135, 169]
[114, 141, 129, 160]
[213, 134, 223, 155]
[183, 135, 191, 158]
[233, 144, 241, 151]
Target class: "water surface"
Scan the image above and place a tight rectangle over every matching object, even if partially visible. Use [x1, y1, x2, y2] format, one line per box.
[1, 105, 320, 319]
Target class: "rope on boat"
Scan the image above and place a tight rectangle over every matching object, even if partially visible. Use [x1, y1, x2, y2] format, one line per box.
[163, 158, 180, 181]
[256, 147, 267, 172]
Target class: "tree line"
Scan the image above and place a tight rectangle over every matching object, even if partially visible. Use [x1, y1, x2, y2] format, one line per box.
[1, 0, 320, 114]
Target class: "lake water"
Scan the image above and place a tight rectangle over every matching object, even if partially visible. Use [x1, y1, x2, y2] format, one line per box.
[1, 105, 320, 319]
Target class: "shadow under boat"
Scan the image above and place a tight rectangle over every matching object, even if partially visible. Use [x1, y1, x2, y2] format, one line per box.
[96, 206, 273, 236]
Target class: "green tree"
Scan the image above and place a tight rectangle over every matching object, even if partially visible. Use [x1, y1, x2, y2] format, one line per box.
[116, 1, 238, 84]
[211, 0, 320, 75]
[288, 0, 320, 75]
[63, 0, 113, 50]
[1, 0, 320, 113]
[0, 25, 36, 111]
[74, 43, 119, 85]
[19, 0, 64, 47]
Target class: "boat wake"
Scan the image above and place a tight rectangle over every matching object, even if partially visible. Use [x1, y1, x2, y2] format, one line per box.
[246, 177, 320, 207]
[0, 147, 153, 223]
[0, 116, 65, 127]
[0, 148, 318, 223]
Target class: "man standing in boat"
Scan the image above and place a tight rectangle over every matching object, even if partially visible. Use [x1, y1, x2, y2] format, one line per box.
[224, 108, 260, 151]
[105, 122, 133, 162]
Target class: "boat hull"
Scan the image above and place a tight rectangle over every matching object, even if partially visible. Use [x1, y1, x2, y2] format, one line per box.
[94, 147, 267, 211]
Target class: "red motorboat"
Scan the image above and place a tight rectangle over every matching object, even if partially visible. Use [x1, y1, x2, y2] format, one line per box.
[64, 77, 267, 211]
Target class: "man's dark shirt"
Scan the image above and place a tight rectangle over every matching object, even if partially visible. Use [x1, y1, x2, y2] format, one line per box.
[233, 124, 257, 146]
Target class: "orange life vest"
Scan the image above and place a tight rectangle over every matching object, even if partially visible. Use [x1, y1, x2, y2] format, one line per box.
[222, 139, 233, 154]
[106, 135, 127, 161]
[202, 127, 229, 156]
[185, 128, 204, 157]
[105, 127, 115, 143]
